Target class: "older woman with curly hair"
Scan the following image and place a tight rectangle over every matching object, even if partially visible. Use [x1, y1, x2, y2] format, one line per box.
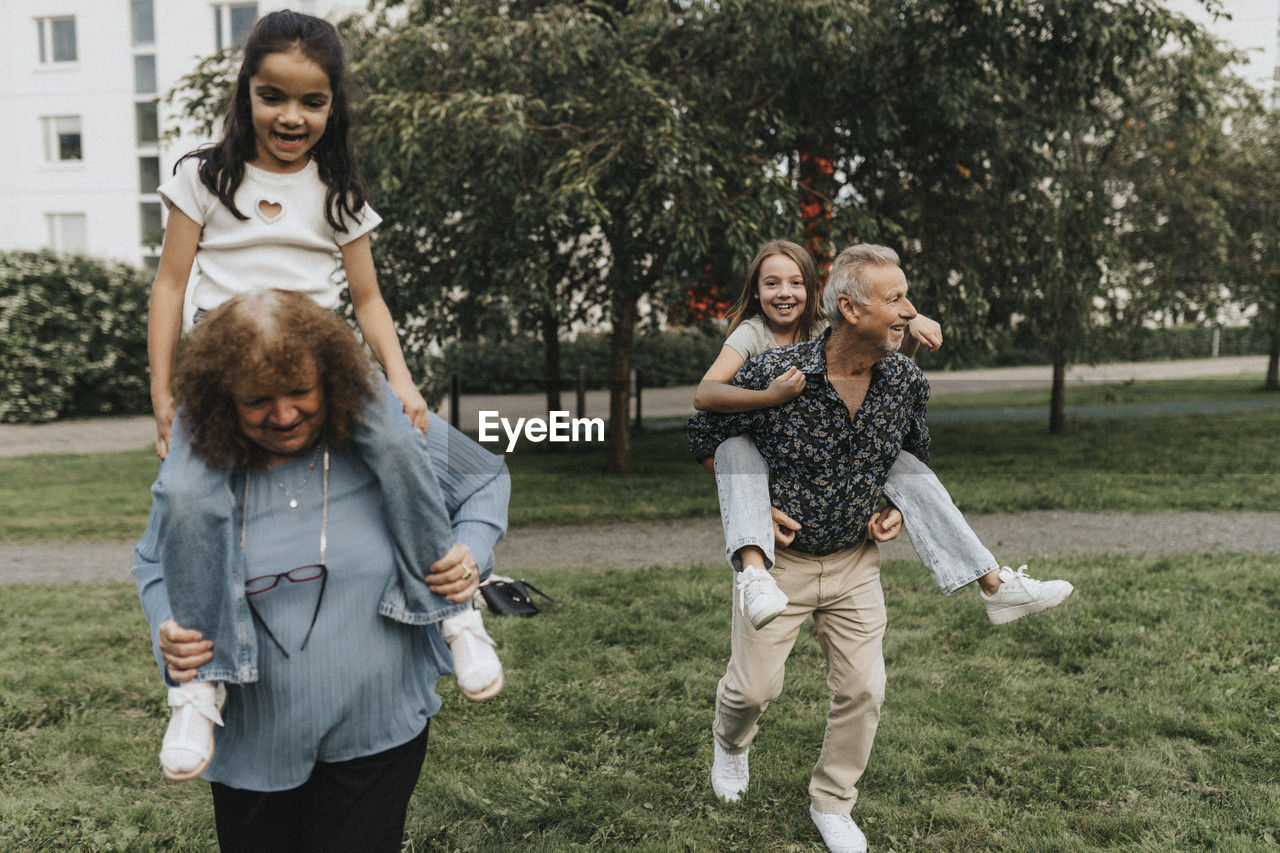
[132, 290, 509, 851]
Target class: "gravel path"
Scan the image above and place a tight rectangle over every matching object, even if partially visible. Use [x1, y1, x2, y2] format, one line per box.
[4, 511, 1277, 586]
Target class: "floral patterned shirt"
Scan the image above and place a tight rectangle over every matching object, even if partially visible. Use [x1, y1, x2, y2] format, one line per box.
[688, 329, 930, 555]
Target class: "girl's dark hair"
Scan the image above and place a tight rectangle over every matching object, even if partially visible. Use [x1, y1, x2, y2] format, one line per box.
[179, 9, 368, 231]
[726, 239, 824, 345]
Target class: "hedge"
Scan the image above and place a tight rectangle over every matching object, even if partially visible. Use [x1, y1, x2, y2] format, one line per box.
[437, 322, 1270, 395]
[4, 243, 1269, 422]
[434, 329, 724, 395]
[0, 251, 151, 423]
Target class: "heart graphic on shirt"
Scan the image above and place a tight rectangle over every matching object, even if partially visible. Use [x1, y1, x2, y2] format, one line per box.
[257, 198, 284, 223]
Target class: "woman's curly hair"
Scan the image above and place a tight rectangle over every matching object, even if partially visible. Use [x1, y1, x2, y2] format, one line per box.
[173, 290, 376, 468]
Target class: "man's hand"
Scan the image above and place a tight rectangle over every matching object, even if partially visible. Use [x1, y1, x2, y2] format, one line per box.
[158, 619, 213, 682]
[866, 506, 904, 542]
[427, 543, 481, 603]
[772, 506, 801, 548]
[766, 367, 806, 405]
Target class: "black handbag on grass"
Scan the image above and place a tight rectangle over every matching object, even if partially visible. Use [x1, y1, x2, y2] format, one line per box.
[478, 575, 560, 616]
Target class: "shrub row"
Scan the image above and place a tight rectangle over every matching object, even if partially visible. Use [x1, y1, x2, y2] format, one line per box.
[930, 323, 1272, 370]
[3, 244, 1270, 422]
[434, 329, 724, 395]
[0, 251, 151, 423]
[437, 323, 1272, 395]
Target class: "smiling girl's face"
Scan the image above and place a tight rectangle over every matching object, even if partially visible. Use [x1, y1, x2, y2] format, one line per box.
[756, 253, 807, 334]
[248, 45, 333, 173]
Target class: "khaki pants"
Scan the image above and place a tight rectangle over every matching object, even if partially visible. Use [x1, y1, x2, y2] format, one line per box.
[713, 539, 886, 815]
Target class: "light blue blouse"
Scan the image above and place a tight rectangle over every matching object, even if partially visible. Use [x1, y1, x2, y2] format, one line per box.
[133, 418, 509, 791]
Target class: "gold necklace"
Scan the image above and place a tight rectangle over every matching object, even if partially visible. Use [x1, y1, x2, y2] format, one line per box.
[275, 444, 322, 509]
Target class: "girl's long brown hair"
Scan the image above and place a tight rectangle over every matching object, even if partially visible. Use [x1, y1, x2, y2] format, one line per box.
[726, 239, 824, 346]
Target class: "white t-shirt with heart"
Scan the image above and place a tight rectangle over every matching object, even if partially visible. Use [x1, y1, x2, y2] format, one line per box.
[158, 156, 381, 313]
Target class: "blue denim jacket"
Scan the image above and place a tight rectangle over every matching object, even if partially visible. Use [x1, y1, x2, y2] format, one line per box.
[132, 381, 509, 684]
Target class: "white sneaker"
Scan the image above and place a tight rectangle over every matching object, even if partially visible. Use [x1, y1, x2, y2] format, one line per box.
[710, 741, 749, 802]
[809, 805, 868, 853]
[981, 565, 1074, 625]
[160, 680, 226, 781]
[736, 566, 788, 630]
[441, 608, 504, 701]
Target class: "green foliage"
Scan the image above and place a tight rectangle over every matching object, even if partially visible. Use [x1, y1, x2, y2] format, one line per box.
[344, 0, 816, 467]
[1213, 106, 1280, 388]
[160, 0, 1274, 447]
[4, 554, 1280, 849]
[0, 251, 150, 424]
[163, 47, 239, 142]
[931, 322, 1272, 370]
[437, 329, 723, 394]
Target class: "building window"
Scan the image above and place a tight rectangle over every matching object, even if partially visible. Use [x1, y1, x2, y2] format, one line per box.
[140, 202, 163, 248]
[214, 3, 258, 51]
[46, 213, 87, 254]
[131, 0, 155, 46]
[139, 156, 161, 194]
[36, 16, 77, 64]
[134, 54, 157, 94]
[41, 116, 82, 162]
[135, 100, 159, 145]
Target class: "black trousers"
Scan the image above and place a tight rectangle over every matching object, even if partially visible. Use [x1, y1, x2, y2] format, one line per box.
[210, 722, 429, 853]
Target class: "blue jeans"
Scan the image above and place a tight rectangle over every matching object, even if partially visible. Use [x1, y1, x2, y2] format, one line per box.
[713, 435, 995, 593]
[153, 377, 461, 683]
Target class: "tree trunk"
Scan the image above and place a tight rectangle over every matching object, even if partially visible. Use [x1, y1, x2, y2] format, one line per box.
[1049, 357, 1067, 434]
[1266, 329, 1279, 391]
[607, 294, 638, 472]
[541, 302, 562, 412]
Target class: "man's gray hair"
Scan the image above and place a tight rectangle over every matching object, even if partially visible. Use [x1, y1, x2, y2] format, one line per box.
[823, 244, 901, 325]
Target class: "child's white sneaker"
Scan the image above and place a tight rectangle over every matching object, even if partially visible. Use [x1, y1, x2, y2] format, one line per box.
[736, 566, 788, 630]
[981, 565, 1074, 625]
[160, 680, 226, 781]
[441, 608, 504, 701]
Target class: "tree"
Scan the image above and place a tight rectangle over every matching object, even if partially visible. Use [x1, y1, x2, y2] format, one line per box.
[348, 0, 862, 470]
[166, 0, 1254, 448]
[1218, 106, 1280, 390]
[855, 0, 1237, 431]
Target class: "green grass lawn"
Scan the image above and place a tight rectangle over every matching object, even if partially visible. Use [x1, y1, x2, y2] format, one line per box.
[2, 554, 1278, 850]
[2, 377, 1277, 541]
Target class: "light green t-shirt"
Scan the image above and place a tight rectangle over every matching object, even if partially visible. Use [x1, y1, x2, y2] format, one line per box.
[723, 315, 825, 362]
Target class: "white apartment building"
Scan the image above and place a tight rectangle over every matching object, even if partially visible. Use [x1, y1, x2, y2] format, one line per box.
[0, 0, 365, 269]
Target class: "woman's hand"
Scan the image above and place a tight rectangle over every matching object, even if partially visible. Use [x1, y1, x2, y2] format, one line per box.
[158, 619, 213, 682]
[390, 378, 431, 435]
[766, 367, 806, 405]
[426, 543, 481, 603]
[866, 506, 904, 542]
